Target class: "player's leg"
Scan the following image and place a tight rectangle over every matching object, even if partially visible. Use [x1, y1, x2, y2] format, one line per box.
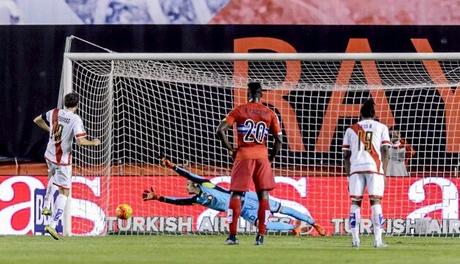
[240, 193, 296, 238]
[240, 192, 259, 224]
[367, 173, 386, 248]
[46, 186, 68, 240]
[45, 165, 71, 240]
[226, 192, 243, 245]
[266, 221, 295, 232]
[43, 161, 58, 216]
[278, 206, 326, 236]
[349, 173, 365, 248]
[226, 160, 252, 245]
[278, 205, 315, 225]
[253, 159, 276, 246]
[255, 190, 270, 245]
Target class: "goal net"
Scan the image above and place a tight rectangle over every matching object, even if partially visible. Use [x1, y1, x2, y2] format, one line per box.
[62, 52, 460, 236]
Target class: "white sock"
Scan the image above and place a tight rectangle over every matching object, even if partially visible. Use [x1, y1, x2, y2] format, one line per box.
[44, 178, 58, 209]
[50, 194, 67, 228]
[371, 204, 383, 243]
[349, 204, 361, 243]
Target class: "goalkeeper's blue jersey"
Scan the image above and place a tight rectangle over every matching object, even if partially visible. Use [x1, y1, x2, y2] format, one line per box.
[195, 182, 230, 212]
[196, 183, 281, 224]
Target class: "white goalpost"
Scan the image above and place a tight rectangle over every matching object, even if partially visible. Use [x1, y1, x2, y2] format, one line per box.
[61, 51, 460, 236]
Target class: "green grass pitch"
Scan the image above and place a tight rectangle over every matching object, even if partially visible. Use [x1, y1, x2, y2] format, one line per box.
[2, 235, 460, 264]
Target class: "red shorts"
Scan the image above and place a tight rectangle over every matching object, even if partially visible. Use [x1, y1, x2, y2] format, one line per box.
[230, 159, 275, 192]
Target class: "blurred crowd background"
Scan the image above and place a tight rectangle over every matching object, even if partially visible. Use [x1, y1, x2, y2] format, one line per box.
[1, 0, 460, 25]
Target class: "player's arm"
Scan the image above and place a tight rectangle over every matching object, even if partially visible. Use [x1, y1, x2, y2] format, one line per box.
[342, 128, 351, 176]
[161, 157, 230, 193]
[216, 118, 235, 154]
[161, 157, 210, 184]
[402, 139, 416, 164]
[343, 150, 351, 176]
[174, 166, 209, 184]
[159, 196, 197, 205]
[172, 168, 230, 194]
[213, 184, 231, 194]
[33, 113, 50, 133]
[381, 126, 391, 176]
[269, 134, 282, 163]
[142, 187, 197, 205]
[381, 145, 390, 176]
[76, 136, 101, 146]
[268, 113, 283, 162]
[74, 117, 101, 146]
[175, 169, 230, 193]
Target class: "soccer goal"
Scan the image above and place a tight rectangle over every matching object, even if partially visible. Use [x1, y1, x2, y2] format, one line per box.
[61, 50, 460, 236]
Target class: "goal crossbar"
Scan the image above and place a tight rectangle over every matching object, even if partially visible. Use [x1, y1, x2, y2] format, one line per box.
[64, 52, 460, 61]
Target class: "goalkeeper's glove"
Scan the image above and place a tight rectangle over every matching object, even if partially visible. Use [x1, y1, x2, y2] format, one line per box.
[142, 187, 159, 201]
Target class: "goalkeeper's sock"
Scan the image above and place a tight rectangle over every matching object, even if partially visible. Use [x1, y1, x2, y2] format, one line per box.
[257, 198, 270, 235]
[371, 204, 384, 243]
[228, 197, 241, 236]
[43, 179, 58, 209]
[279, 206, 315, 225]
[349, 204, 361, 243]
[50, 193, 67, 229]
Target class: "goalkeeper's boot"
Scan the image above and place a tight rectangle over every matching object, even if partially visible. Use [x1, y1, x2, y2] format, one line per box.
[313, 223, 326, 236]
[352, 240, 360, 248]
[45, 225, 60, 240]
[374, 240, 388, 248]
[224, 235, 239, 245]
[42, 207, 52, 216]
[292, 221, 302, 237]
[160, 157, 175, 169]
[255, 234, 264, 246]
[292, 220, 312, 237]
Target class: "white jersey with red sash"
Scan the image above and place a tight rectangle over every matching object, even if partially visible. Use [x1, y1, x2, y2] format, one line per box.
[44, 108, 87, 165]
[342, 119, 391, 175]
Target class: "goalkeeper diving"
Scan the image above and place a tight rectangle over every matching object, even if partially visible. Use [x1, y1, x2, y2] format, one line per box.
[142, 156, 326, 236]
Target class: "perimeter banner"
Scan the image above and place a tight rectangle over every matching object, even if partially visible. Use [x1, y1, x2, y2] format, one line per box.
[0, 175, 458, 236]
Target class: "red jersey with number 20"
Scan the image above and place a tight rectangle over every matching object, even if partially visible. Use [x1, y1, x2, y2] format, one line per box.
[225, 102, 282, 160]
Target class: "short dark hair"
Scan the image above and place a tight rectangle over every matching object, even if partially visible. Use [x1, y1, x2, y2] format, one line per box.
[64, 92, 79, 108]
[248, 82, 262, 99]
[360, 99, 375, 118]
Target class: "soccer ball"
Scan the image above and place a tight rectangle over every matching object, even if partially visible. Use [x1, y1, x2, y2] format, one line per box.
[116, 203, 133, 220]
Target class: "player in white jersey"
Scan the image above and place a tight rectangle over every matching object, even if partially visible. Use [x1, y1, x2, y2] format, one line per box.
[33, 92, 100, 240]
[342, 99, 390, 248]
[387, 130, 412, 177]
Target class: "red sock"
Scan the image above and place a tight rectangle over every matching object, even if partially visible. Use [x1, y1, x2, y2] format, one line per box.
[228, 197, 241, 236]
[258, 198, 270, 235]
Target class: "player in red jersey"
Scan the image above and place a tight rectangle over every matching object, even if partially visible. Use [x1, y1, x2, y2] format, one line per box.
[216, 82, 282, 245]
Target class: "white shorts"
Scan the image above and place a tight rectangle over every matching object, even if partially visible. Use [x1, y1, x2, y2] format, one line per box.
[46, 160, 72, 189]
[348, 172, 384, 198]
